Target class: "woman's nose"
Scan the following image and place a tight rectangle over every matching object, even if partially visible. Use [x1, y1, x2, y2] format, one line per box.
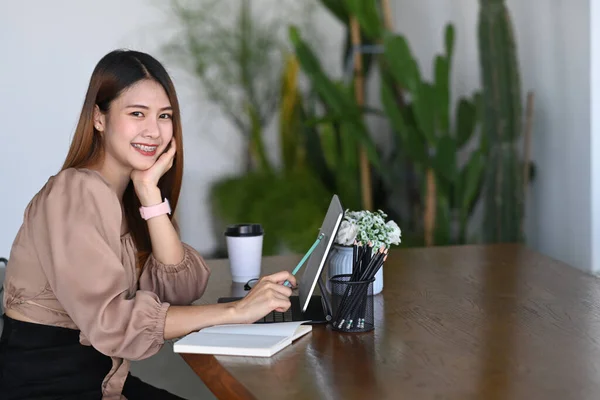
[142, 119, 160, 139]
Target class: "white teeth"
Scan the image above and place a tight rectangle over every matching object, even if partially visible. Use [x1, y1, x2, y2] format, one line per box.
[132, 144, 157, 152]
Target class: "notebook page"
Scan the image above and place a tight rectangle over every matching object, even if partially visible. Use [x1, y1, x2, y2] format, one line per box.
[200, 320, 310, 337]
[179, 332, 285, 350]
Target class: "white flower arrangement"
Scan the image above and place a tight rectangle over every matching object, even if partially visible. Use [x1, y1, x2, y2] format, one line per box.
[335, 209, 401, 251]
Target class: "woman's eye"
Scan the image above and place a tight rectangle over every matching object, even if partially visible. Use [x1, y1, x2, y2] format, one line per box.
[131, 111, 144, 117]
[160, 113, 172, 120]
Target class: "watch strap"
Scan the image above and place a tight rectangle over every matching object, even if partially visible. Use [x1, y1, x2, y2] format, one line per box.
[139, 198, 171, 220]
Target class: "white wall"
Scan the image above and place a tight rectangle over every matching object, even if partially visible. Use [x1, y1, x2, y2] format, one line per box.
[0, 0, 236, 257]
[591, 0, 600, 275]
[0, 0, 595, 273]
[512, 0, 591, 272]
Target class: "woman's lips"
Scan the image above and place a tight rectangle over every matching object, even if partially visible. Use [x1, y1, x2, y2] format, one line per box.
[132, 143, 158, 156]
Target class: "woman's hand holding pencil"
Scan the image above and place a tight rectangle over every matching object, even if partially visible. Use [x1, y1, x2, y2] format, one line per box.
[231, 271, 297, 324]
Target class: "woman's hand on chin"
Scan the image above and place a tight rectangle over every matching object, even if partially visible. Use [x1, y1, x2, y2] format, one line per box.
[131, 137, 176, 206]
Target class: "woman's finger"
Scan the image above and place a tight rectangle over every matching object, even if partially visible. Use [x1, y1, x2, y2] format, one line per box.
[263, 271, 295, 286]
[264, 282, 293, 298]
[279, 275, 297, 288]
[269, 292, 292, 311]
[170, 137, 177, 153]
[165, 139, 176, 166]
[157, 144, 176, 169]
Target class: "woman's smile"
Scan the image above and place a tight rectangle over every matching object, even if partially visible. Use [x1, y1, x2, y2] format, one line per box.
[132, 142, 158, 157]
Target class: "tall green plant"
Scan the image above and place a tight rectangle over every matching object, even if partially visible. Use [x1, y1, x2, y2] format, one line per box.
[380, 24, 486, 244]
[210, 52, 338, 256]
[318, 0, 382, 81]
[318, 0, 430, 244]
[288, 26, 383, 211]
[478, 0, 525, 243]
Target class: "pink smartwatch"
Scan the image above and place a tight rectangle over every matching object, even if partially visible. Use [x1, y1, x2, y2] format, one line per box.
[139, 198, 171, 220]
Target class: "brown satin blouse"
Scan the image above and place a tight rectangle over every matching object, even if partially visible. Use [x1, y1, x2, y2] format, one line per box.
[2, 168, 211, 399]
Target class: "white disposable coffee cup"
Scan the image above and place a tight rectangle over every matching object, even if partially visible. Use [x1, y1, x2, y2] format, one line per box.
[224, 224, 264, 283]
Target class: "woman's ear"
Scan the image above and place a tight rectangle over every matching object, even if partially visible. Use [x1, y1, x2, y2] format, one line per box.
[93, 105, 106, 132]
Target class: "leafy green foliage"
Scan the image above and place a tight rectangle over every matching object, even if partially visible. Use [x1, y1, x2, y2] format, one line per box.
[210, 170, 332, 255]
[380, 23, 486, 244]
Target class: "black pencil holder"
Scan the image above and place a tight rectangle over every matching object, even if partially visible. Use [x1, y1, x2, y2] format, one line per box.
[329, 274, 375, 333]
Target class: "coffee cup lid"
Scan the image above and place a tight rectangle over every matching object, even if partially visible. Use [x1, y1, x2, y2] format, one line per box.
[224, 223, 264, 237]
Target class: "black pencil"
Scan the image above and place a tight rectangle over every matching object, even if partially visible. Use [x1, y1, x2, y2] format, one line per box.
[354, 242, 363, 278]
[350, 241, 361, 282]
[361, 242, 371, 277]
[359, 246, 384, 281]
[352, 240, 357, 272]
[366, 249, 387, 280]
[364, 242, 371, 274]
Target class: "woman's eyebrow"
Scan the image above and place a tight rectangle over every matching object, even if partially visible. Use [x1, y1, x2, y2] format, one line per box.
[125, 104, 172, 111]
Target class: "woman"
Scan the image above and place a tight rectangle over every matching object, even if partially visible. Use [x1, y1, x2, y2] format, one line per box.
[0, 49, 296, 399]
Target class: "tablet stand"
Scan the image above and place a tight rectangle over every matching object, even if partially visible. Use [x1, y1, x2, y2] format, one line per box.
[288, 232, 334, 322]
[317, 275, 333, 321]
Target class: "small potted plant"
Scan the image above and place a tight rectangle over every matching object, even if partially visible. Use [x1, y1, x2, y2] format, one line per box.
[327, 210, 401, 294]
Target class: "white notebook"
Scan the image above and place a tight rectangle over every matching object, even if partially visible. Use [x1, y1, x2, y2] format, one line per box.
[173, 321, 312, 357]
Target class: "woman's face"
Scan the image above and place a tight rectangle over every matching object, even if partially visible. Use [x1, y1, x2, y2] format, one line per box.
[95, 79, 174, 174]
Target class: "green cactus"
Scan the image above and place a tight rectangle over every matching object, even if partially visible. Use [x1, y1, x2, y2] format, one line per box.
[478, 0, 524, 243]
[381, 23, 485, 245]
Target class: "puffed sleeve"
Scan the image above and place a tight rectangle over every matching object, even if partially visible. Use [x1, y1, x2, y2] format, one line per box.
[139, 243, 211, 305]
[29, 168, 169, 361]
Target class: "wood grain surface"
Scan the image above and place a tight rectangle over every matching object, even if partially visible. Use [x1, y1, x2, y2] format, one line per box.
[181, 244, 600, 400]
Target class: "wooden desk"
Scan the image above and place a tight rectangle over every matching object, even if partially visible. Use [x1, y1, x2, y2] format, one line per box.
[182, 244, 600, 400]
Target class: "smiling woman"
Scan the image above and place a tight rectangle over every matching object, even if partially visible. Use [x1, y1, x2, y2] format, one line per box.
[0, 49, 297, 400]
[64, 51, 184, 269]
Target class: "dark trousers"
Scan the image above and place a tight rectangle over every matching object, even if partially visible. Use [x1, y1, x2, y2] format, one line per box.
[0, 314, 186, 399]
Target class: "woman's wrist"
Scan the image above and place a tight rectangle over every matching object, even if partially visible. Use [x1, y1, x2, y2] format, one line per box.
[186, 303, 240, 331]
[227, 302, 243, 324]
[164, 303, 242, 339]
[135, 184, 162, 207]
